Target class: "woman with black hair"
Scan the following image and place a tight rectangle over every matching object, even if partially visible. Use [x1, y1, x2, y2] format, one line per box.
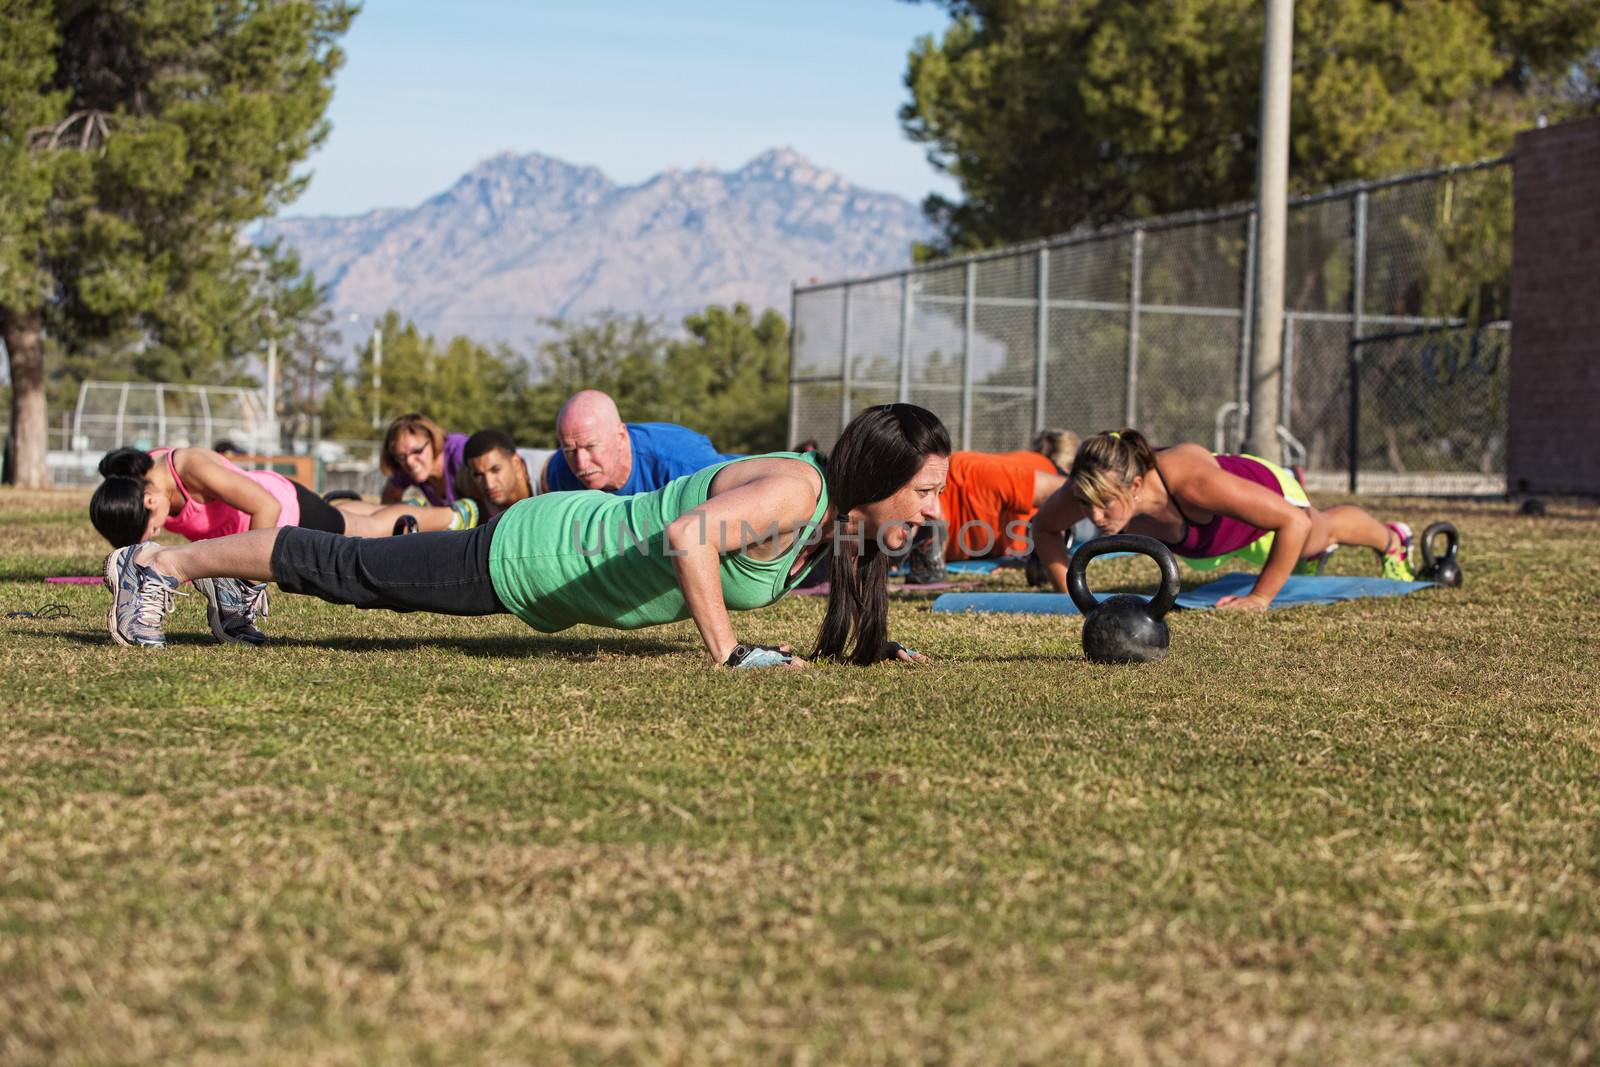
[102, 405, 950, 665]
[90, 446, 473, 549]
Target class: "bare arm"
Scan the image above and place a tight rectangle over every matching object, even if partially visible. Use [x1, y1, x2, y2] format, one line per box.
[380, 480, 403, 505]
[1029, 484, 1089, 594]
[178, 450, 283, 530]
[666, 472, 819, 666]
[1176, 467, 1312, 609]
[1032, 469, 1066, 506]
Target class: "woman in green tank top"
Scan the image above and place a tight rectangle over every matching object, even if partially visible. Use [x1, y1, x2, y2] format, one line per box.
[103, 405, 952, 668]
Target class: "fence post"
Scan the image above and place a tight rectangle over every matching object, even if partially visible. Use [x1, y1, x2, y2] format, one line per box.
[787, 282, 800, 449]
[1348, 190, 1368, 493]
[155, 384, 166, 447]
[962, 261, 976, 450]
[839, 284, 852, 432]
[1281, 313, 1295, 437]
[1034, 246, 1050, 432]
[1124, 228, 1143, 428]
[898, 273, 914, 403]
[198, 387, 213, 452]
[1236, 210, 1259, 447]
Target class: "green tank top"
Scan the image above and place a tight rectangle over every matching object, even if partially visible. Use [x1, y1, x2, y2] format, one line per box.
[487, 452, 828, 633]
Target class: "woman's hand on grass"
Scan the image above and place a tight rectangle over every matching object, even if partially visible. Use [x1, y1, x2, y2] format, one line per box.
[1214, 594, 1271, 612]
[885, 641, 927, 664]
[726, 643, 809, 669]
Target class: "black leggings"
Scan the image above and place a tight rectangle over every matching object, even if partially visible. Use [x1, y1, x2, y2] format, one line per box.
[269, 517, 507, 616]
[291, 481, 348, 534]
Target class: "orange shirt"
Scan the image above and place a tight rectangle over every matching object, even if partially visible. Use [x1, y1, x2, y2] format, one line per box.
[940, 451, 1060, 559]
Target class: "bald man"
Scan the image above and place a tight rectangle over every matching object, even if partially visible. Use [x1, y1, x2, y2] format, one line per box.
[543, 389, 733, 495]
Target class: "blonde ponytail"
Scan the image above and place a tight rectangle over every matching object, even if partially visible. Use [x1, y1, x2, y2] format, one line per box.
[1067, 429, 1159, 509]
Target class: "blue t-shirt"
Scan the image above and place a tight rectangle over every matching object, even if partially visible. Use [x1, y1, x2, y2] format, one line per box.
[545, 422, 733, 496]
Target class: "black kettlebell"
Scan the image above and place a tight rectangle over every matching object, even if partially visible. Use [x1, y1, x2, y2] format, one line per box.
[1416, 522, 1462, 587]
[1067, 534, 1181, 664]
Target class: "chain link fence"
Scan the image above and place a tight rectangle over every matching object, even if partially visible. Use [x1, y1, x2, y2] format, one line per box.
[790, 157, 1512, 494]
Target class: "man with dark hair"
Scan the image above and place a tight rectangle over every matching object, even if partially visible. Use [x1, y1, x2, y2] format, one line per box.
[461, 430, 556, 518]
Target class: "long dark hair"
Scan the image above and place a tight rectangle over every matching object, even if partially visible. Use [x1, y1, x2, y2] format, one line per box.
[814, 404, 950, 665]
[90, 447, 156, 548]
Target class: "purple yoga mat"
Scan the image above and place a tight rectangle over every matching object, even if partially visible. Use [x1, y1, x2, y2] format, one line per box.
[46, 576, 102, 585]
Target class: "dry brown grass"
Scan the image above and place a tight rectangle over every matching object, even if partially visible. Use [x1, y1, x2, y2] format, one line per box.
[1, 487, 1597, 1064]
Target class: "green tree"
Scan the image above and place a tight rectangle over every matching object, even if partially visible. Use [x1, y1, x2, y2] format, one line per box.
[319, 310, 523, 441]
[0, 0, 355, 486]
[254, 242, 341, 443]
[662, 303, 790, 454]
[510, 313, 675, 446]
[508, 307, 790, 454]
[901, 0, 1600, 253]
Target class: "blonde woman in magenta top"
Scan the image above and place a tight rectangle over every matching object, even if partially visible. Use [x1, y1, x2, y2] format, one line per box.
[1030, 429, 1417, 611]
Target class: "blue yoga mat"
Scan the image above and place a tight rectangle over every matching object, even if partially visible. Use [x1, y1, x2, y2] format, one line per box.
[943, 558, 1018, 574]
[931, 572, 1438, 615]
[942, 552, 1131, 575]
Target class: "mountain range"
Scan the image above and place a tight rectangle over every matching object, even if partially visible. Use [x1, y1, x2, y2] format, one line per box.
[259, 147, 933, 344]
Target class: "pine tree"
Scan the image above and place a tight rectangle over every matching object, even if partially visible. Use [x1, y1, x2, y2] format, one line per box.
[901, 0, 1600, 252]
[0, 0, 355, 486]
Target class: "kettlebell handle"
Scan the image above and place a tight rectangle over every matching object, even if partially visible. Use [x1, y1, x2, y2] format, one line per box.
[1420, 522, 1459, 568]
[1066, 534, 1181, 619]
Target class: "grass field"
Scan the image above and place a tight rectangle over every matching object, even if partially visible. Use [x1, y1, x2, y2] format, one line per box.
[2, 487, 1597, 1065]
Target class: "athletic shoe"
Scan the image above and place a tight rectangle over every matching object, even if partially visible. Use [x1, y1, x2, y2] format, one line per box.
[103, 543, 184, 648]
[448, 498, 479, 531]
[193, 577, 269, 646]
[1381, 521, 1415, 581]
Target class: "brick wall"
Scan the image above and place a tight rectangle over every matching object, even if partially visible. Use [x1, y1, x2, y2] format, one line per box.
[1509, 116, 1600, 495]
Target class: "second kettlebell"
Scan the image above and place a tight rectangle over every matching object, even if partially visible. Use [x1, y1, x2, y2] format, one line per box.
[1416, 521, 1463, 587]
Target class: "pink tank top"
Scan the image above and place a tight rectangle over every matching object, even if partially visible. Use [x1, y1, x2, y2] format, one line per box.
[1161, 453, 1288, 559]
[155, 448, 301, 541]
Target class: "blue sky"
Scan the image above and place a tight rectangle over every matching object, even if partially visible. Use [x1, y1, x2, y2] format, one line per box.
[285, 0, 963, 218]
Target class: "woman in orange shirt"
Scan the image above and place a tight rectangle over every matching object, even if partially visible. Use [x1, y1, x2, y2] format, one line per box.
[907, 450, 1066, 581]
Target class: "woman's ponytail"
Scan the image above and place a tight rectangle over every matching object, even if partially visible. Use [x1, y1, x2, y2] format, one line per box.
[98, 446, 153, 480]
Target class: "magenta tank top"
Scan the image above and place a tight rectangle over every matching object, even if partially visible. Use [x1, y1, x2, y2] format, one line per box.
[1162, 453, 1288, 559]
[155, 448, 301, 541]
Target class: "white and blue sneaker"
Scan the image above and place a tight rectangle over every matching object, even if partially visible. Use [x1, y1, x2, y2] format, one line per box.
[103, 543, 185, 648]
[193, 577, 269, 646]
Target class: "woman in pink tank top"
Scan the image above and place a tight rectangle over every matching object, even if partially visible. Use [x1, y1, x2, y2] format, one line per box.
[89, 446, 472, 550]
[1029, 429, 1420, 610]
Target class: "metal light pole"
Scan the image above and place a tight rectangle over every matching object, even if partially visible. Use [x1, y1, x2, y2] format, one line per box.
[1245, 0, 1294, 458]
[370, 324, 383, 430]
[261, 306, 281, 453]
